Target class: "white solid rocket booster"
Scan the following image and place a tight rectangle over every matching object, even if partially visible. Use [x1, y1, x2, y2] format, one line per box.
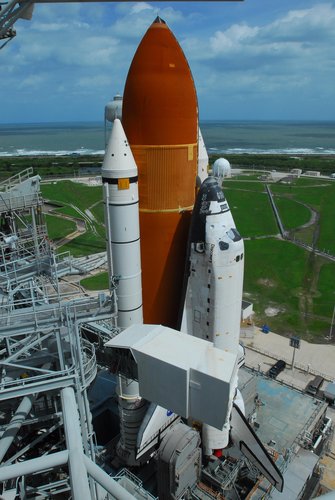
[102, 118, 143, 328]
[102, 119, 147, 465]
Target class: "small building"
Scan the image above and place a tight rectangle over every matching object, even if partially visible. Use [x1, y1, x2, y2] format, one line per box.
[291, 168, 302, 177]
[278, 175, 295, 184]
[78, 162, 101, 176]
[305, 171, 320, 177]
[241, 300, 253, 321]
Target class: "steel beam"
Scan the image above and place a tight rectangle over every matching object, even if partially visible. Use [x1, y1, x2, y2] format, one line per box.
[0, 450, 68, 481]
[0, 374, 76, 401]
[83, 456, 134, 500]
[4, 422, 62, 465]
[61, 387, 91, 500]
[0, 394, 35, 462]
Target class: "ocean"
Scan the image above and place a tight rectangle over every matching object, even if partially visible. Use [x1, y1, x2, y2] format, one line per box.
[0, 121, 334, 157]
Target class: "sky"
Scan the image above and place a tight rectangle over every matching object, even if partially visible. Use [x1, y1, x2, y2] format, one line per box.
[1, 0, 335, 123]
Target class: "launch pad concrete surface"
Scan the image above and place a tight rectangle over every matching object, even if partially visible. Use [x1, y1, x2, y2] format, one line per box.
[254, 377, 324, 452]
[320, 407, 335, 492]
[243, 328, 335, 390]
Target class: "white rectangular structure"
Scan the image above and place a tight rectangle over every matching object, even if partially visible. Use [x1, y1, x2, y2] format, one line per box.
[105, 324, 237, 430]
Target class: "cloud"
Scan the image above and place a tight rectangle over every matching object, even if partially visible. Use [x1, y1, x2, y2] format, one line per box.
[187, 3, 335, 88]
[76, 75, 113, 91]
[59, 36, 120, 67]
[210, 24, 259, 53]
[268, 3, 335, 41]
[2, 1, 335, 121]
[207, 3, 335, 61]
[111, 4, 184, 38]
[17, 74, 48, 90]
[130, 3, 154, 15]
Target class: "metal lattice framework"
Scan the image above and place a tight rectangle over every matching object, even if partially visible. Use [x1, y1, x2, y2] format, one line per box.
[0, 169, 140, 498]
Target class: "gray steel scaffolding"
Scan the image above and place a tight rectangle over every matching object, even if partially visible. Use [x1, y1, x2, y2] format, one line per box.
[0, 169, 137, 499]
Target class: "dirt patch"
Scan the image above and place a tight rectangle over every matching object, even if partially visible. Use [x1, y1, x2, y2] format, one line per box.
[265, 306, 284, 317]
[258, 278, 276, 287]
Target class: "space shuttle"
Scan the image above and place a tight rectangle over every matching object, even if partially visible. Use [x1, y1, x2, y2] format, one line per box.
[104, 16, 283, 493]
[180, 176, 283, 492]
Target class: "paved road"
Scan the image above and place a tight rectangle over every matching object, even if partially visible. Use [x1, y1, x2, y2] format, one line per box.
[266, 183, 335, 261]
[243, 327, 335, 386]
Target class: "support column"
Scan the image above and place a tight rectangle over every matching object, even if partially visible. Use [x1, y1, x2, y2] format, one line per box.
[61, 387, 91, 500]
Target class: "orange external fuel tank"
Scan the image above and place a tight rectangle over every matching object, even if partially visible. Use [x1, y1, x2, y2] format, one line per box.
[122, 17, 198, 328]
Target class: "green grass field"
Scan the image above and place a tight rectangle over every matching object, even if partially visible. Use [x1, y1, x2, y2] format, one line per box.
[80, 272, 109, 291]
[271, 181, 335, 254]
[58, 231, 106, 257]
[224, 177, 335, 253]
[223, 180, 266, 192]
[224, 174, 262, 181]
[273, 197, 311, 230]
[312, 262, 335, 318]
[90, 202, 105, 225]
[41, 181, 102, 211]
[271, 183, 333, 209]
[289, 178, 333, 187]
[243, 239, 334, 341]
[42, 176, 334, 341]
[219, 175, 335, 340]
[42, 180, 106, 256]
[225, 190, 278, 237]
[45, 214, 76, 241]
[54, 205, 84, 219]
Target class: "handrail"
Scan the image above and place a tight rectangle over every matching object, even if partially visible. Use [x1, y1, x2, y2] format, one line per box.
[0, 167, 34, 190]
[0, 294, 113, 331]
[0, 339, 97, 394]
[245, 344, 334, 382]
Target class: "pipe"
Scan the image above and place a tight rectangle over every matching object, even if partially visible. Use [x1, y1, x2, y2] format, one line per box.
[104, 182, 118, 318]
[83, 455, 134, 500]
[0, 394, 35, 462]
[4, 422, 61, 465]
[61, 387, 91, 500]
[322, 417, 332, 434]
[312, 434, 323, 451]
[0, 450, 68, 481]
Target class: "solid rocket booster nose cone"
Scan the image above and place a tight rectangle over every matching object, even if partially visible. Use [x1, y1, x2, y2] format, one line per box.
[102, 119, 138, 179]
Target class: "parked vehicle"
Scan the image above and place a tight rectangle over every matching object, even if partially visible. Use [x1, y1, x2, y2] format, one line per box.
[268, 360, 286, 379]
[305, 376, 324, 396]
